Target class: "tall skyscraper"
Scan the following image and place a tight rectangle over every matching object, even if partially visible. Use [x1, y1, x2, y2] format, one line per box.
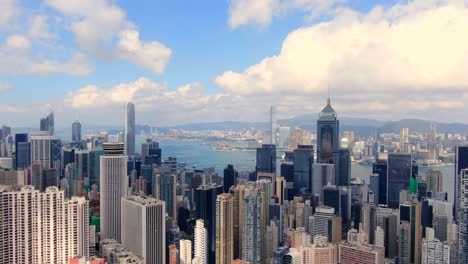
[270, 106, 277, 145]
[121, 195, 166, 264]
[100, 142, 128, 241]
[427, 123, 438, 161]
[1, 125, 11, 139]
[322, 185, 351, 235]
[400, 200, 423, 264]
[180, 240, 192, 264]
[426, 169, 443, 193]
[400, 127, 410, 153]
[338, 148, 351, 186]
[196, 184, 222, 264]
[316, 97, 339, 179]
[256, 144, 276, 174]
[372, 160, 388, 206]
[154, 167, 177, 220]
[278, 126, 291, 149]
[40, 112, 54, 135]
[454, 146, 468, 221]
[223, 164, 238, 193]
[293, 145, 314, 195]
[64, 196, 91, 260]
[311, 163, 335, 197]
[14, 133, 30, 169]
[457, 169, 468, 263]
[216, 193, 234, 264]
[194, 219, 208, 264]
[125, 102, 136, 156]
[72, 120, 82, 142]
[30, 131, 61, 169]
[242, 186, 264, 264]
[387, 153, 412, 209]
[232, 185, 246, 260]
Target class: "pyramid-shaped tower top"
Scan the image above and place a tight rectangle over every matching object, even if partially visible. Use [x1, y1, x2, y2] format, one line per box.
[318, 97, 337, 120]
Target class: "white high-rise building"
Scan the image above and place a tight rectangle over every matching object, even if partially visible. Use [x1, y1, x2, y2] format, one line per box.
[180, 240, 192, 264]
[194, 219, 208, 264]
[125, 102, 135, 156]
[422, 227, 450, 264]
[216, 193, 234, 264]
[400, 127, 410, 153]
[0, 185, 90, 264]
[100, 143, 128, 241]
[121, 195, 166, 264]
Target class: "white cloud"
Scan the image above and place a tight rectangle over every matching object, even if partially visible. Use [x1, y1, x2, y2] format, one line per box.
[44, 0, 172, 74]
[228, 0, 346, 28]
[28, 15, 56, 39]
[216, 0, 468, 120]
[0, 83, 15, 92]
[0, 0, 18, 29]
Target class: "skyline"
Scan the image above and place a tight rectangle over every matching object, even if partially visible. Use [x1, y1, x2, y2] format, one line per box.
[1, 0, 468, 126]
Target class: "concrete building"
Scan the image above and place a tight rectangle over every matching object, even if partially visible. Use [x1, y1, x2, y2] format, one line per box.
[125, 102, 135, 156]
[216, 193, 234, 264]
[180, 240, 192, 264]
[194, 219, 208, 264]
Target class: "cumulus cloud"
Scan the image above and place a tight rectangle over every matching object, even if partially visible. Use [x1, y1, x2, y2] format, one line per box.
[0, 0, 17, 29]
[228, 0, 346, 28]
[44, 0, 172, 74]
[0, 83, 15, 92]
[217, 0, 468, 119]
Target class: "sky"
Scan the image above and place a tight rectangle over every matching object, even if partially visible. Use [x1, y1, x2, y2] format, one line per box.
[1, 0, 468, 128]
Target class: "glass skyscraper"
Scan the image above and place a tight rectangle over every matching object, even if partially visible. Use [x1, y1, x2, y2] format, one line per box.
[72, 120, 81, 142]
[256, 144, 276, 174]
[293, 145, 313, 195]
[387, 153, 412, 209]
[316, 98, 339, 181]
[125, 102, 135, 156]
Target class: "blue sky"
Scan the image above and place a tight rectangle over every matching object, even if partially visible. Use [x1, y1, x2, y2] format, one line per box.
[1, 0, 468, 127]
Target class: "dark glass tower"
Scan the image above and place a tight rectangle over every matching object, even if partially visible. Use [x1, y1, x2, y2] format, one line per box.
[293, 145, 313, 194]
[373, 159, 388, 206]
[338, 148, 350, 186]
[223, 164, 238, 193]
[195, 184, 223, 264]
[387, 153, 412, 209]
[14, 133, 29, 169]
[322, 185, 351, 235]
[454, 146, 468, 221]
[256, 144, 276, 174]
[72, 120, 81, 142]
[316, 98, 339, 180]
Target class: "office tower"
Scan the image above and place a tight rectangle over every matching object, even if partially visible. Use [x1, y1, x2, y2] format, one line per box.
[338, 148, 350, 186]
[323, 185, 351, 235]
[216, 193, 234, 264]
[1, 125, 11, 139]
[328, 215, 342, 244]
[72, 120, 82, 142]
[75, 150, 90, 181]
[64, 196, 90, 260]
[316, 98, 339, 180]
[399, 221, 411, 264]
[293, 145, 313, 195]
[369, 174, 379, 206]
[180, 240, 192, 264]
[30, 131, 62, 169]
[427, 169, 443, 193]
[372, 160, 387, 206]
[400, 127, 410, 153]
[383, 214, 398, 258]
[310, 205, 335, 239]
[387, 153, 412, 208]
[455, 146, 468, 220]
[223, 164, 238, 193]
[42, 167, 58, 190]
[400, 200, 423, 264]
[121, 195, 166, 264]
[427, 123, 438, 161]
[270, 106, 277, 145]
[125, 102, 135, 156]
[194, 219, 208, 264]
[256, 144, 276, 174]
[100, 142, 128, 241]
[30, 160, 43, 190]
[143, 140, 162, 167]
[232, 185, 246, 260]
[89, 148, 103, 188]
[311, 163, 335, 197]
[196, 184, 222, 264]
[458, 169, 468, 263]
[40, 112, 54, 135]
[242, 186, 264, 264]
[278, 126, 291, 149]
[155, 168, 177, 220]
[14, 133, 29, 169]
[274, 176, 286, 205]
[433, 214, 448, 242]
[421, 227, 450, 264]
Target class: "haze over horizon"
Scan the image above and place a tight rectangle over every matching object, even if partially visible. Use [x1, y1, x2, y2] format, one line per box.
[1, 0, 468, 127]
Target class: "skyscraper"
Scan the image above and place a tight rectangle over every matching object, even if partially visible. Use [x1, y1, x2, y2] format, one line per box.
[427, 123, 438, 161]
[338, 148, 351, 186]
[426, 169, 443, 193]
[421, 227, 450, 264]
[293, 145, 314, 195]
[232, 185, 246, 260]
[154, 167, 177, 220]
[72, 120, 82, 142]
[311, 163, 335, 197]
[387, 153, 412, 209]
[454, 146, 468, 221]
[316, 98, 339, 179]
[278, 126, 291, 149]
[216, 193, 234, 264]
[457, 169, 468, 263]
[40, 112, 54, 135]
[223, 164, 238, 193]
[30, 131, 61, 169]
[400, 127, 410, 153]
[180, 240, 192, 264]
[64, 196, 91, 260]
[125, 102, 135, 156]
[270, 106, 277, 145]
[194, 219, 208, 264]
[14, 133, 30, 169]
[100, 143, 128, 241]
[121, 195, 166, 264]
[256, 144, 276, 174]
[242, 186, 264, 264]
[322, 185, 351, 236]
[372, 160, 388, 206]
[400, 200, 423, 264]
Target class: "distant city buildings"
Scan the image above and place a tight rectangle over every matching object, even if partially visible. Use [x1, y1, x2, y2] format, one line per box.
[125, 102, 136, 156]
